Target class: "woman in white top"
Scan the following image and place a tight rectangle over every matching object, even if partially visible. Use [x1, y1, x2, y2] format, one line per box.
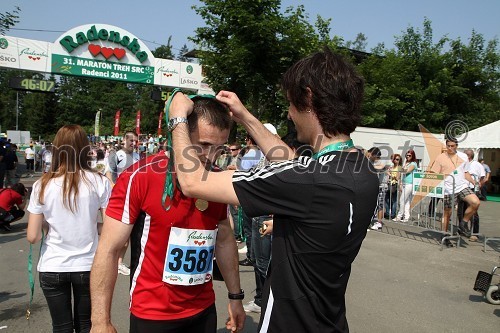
[27, 125, 111, 333]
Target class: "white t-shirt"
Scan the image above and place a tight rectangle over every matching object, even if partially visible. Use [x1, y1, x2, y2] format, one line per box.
[446, 151, 469, 194]
[467, 160, 486, 188]
[25, 147, 35, 160]
[28, 171, 111, 272]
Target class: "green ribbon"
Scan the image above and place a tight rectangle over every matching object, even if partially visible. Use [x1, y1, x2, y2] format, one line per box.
[312, 139, 355, 159]
[161, 88, 217, 211]
[27, 230, 44, 320]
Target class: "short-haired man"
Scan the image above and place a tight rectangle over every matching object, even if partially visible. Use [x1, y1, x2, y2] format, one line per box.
[105, 131, 140, 276]
[478, 158, 491, 200]
[430, 138, 480, 246]
[106, 131, 140, 185]
[170, 48, 379, 332]
[366, 147, 387, 230]
[459, 149, 485, 241]
[90, 97, 245, 332]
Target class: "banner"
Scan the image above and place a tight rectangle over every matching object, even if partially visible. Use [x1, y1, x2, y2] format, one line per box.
[0, 36, 51, 72]
[157, 111, 164, 136]
[94, 110, 101, 136]
[113, 110, 121, 136]
[135, 110, 141, 136]
[412, 172, 445, 198]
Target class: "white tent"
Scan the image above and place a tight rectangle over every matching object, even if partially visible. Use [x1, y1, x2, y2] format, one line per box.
[458, 120, 500, 149]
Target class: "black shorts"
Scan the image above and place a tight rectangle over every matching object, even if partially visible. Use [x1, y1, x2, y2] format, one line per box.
[444, 187, 474, 209]
[130, 303, 217, 333]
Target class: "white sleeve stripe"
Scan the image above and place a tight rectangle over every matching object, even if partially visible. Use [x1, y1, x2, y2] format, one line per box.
[121, 159, 163, 224]
[233, 158, 312, 183]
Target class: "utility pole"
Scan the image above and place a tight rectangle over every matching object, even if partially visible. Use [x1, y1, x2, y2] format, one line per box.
[16, 92, 19, 130]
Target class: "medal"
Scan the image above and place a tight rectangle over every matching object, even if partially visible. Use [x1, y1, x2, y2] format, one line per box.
[195, 199, 209, 212]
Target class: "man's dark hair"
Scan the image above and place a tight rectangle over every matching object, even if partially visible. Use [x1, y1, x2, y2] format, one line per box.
[11, 183, 26, 196]
[281, 46, 364, 137]
[445, 136, 458, 145]
[368, 147, 381, 158]
[188, 97, 232, 132]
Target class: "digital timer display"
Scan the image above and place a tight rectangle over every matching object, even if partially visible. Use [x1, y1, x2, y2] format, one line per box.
[151, 89, 172, 101]
[9, 78, 56, 93]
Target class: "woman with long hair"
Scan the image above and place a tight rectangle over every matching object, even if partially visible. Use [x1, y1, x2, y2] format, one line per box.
[27, 125, 111, 333]
[394, 149, 418, 222]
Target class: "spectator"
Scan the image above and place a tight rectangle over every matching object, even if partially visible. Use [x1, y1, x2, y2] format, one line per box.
[105, 131, 140, 276]
[243, 123, 278, 315]
[394, 149, 418, 223]
[26, 125, 111, 333]
[385, 154, 402, 219]
[367, 147, 387, 230]
[25, 143, 35, 174]
[458, 149, 485, 242]
[0, 139, 6, 188]
[478, 158, 491, 200]
[0, 182, 28, 231]
[430, 137, 480, 247]
[3, 144, 18, 187]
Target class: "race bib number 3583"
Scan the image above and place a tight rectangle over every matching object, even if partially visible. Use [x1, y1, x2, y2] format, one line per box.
[163, 227, 217, 286]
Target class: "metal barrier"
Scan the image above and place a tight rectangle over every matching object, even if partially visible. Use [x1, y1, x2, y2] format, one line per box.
[376, 170, 464, 250]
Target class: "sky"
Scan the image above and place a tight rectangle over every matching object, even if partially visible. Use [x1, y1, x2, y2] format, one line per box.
[2, 0, 500, 55]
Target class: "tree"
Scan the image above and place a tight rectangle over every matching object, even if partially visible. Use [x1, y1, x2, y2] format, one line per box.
[191, 0, 323, 139]
[0, 6, 20, 35]
[152, 37, 174, 60]
[177, 44, 192, 62]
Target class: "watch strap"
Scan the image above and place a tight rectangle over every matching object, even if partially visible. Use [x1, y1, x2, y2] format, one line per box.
[228, 289, 245, 300]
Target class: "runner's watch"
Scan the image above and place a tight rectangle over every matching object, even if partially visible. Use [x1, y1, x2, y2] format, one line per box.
[168, 117, 188, 132]
[228, 289, 245, 300]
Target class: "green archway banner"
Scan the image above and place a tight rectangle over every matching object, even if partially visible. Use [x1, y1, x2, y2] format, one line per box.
[0, 24, 203, 91]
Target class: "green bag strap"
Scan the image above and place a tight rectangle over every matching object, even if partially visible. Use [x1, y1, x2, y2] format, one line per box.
[27, 230, 44, 320]
[237, 206, 245, 241]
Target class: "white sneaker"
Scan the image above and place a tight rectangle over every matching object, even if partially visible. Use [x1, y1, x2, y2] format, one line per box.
[392, 217, 401, 222]
[370, 222, 383, 230]
[243, 300, 261, 313]
[238, 246, 247, 254]
[118, 263, 130, 276]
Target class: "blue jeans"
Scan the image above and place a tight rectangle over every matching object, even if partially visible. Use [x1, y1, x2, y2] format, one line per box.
[241, 208, 253, 261]
[229, 205, 241, 240]
[251, 216, 272, 307]
[39, 272, 91, 333]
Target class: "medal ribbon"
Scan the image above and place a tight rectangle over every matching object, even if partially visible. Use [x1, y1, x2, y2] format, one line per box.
[312, 139, 354, 160]
[162, 88, 218, 211]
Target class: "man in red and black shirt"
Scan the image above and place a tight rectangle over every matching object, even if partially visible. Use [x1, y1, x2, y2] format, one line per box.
[90, 98, 245, 333]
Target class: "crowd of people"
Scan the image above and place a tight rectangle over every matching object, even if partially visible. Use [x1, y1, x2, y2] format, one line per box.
[0, 46, 495, 332]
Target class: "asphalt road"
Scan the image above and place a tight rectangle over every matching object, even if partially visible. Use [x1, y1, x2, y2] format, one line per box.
[1, 173, 499, 332]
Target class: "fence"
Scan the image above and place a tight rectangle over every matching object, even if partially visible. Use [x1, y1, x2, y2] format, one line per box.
[376, 170, 465, 250]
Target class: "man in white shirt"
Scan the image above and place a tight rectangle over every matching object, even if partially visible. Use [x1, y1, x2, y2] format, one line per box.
[458, 149, 485, 241]
[24, 144, 35, 174]
[105, 131, 140, 275]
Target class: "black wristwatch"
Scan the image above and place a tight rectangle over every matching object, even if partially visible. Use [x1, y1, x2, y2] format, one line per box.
[228, 289, 245, 300]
